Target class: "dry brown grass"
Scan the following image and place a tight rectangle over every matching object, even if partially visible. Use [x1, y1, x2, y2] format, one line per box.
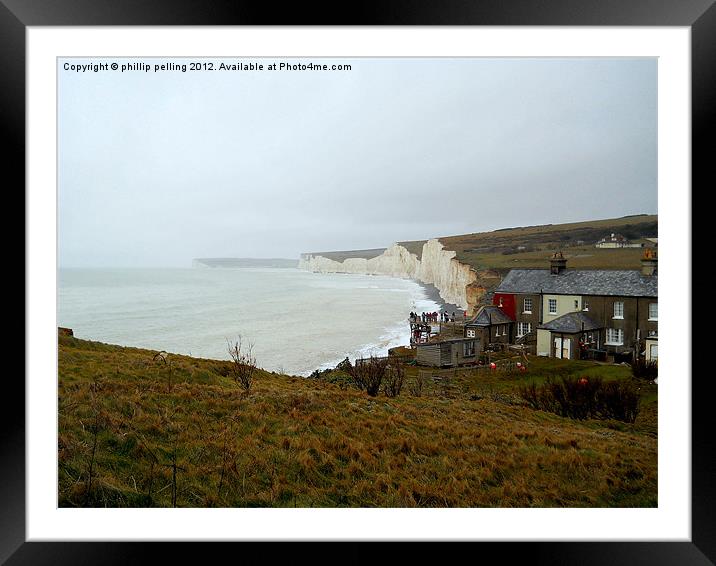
[58, 336, 657, 508]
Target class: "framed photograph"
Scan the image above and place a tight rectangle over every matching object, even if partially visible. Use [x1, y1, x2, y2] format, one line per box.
[10, 0, 709, 563]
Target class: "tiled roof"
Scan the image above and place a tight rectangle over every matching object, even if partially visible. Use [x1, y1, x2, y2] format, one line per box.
[495, 269, 657, 297]
[540, 312, 602, 333]
[467, 305, 513, 326]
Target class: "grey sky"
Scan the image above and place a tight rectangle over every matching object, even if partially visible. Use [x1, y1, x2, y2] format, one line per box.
[59, 57, 657, 267]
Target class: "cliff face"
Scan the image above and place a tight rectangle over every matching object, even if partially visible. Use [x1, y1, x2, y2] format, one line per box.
[299, 239, 489, 313]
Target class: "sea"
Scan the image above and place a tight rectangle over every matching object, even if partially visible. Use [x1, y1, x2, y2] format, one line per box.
[58, 267, 441, 376]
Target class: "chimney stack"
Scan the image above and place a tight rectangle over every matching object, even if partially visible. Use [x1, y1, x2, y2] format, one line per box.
[550, 251, 567, 275]
[641, 248, 657, 276]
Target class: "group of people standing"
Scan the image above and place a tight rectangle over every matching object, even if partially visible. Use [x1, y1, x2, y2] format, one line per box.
[409, 310, 457, 323]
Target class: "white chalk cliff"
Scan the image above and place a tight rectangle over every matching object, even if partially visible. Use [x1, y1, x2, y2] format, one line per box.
[298, 239, 479, 310]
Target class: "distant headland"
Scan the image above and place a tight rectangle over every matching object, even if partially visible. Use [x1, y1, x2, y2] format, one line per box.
[192, 258, 299, 268]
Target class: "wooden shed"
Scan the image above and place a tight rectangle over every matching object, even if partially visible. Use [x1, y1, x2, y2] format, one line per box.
[415, 337, 482, 368]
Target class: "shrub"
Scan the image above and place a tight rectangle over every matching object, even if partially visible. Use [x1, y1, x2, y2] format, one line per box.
[348, 356, 389, 396]
[227, 337, 257, 392]
[308, 358, 356, 388]
[383, 361, 405, 398]
[408, 373, 424, 397]
[595, 380, 640, 423]
[548, 376, 603, 420]
[630, 358, 658, 381]
[519, 376, 640, 423]
[518, 383, 540, 410]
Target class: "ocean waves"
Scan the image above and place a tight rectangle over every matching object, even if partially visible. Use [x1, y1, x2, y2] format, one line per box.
[59, 268, 441, 376]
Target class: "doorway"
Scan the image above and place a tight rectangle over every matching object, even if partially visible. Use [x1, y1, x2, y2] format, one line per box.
[554, 336, 571, 359]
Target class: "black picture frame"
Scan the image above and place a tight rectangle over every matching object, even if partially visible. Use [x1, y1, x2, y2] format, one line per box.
[7, 1, 708, 564]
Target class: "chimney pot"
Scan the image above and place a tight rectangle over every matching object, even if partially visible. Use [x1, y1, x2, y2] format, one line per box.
[641, 249, 657, 276]
[550, 251, 567, 275]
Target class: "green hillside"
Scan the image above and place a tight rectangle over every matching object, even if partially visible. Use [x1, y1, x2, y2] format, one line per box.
[302, 215, 657, 274]
[403, 214, 657, 270]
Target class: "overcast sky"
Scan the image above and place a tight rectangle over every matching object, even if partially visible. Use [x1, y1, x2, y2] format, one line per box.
[59, 57, 657, 267]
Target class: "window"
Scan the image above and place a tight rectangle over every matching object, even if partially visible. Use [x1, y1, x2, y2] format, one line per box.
[498, 296, 503, 307]
[574, 300, 579, 310]
[613, 301, 624, 319]
[523, 298, 532, 313]
[606, 328, 624, 345]
[466, 328, 476, 338]
[463, 341, 475, 357]
[583, 300, 589, 311]
[649, 344, 658, 360]
[548, 299, 557, 314]
[517, 322, 532, 337]
[649, 303, 658, 321]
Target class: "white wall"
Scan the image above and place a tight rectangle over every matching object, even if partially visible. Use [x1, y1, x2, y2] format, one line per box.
[542, 294, 582, 323]
[536, 329, 551, 356]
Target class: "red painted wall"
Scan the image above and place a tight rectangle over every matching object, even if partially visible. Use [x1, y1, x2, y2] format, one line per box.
[493, 293, 516, 320]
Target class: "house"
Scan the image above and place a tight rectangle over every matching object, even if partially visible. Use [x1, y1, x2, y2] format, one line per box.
[415, 302, 519, 367]
[492, 250, 657, 362]
[537, 311, 603, 361]
[464, 304, 514, 346]
[596, 233, 628, 248]
[595, 233, 644, 249]
[415, 336, 482, 368]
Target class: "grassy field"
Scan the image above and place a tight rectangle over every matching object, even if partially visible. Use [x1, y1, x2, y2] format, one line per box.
[452, 245, 651, 273]
[406, 214, 657, 271]
[58, 335, 657, 508]
[308, 215, 656, 268]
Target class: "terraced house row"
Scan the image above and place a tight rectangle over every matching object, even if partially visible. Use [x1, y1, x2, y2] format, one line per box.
[485, 250, 658, 362]
[415, 249, 658, 367]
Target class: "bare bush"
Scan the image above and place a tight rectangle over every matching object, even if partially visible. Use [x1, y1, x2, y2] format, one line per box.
[384, 361, 405, 398]
[348, 356, 389, 396]
[408, 373, 424, 397]
[153, 351, 173, 393]
[227, 337, 257, 392]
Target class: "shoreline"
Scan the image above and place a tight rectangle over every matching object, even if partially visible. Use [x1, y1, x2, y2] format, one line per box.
[60, 270, 462, 376]
[415, 281, 466, 319]
[311, 278, 445, 375]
